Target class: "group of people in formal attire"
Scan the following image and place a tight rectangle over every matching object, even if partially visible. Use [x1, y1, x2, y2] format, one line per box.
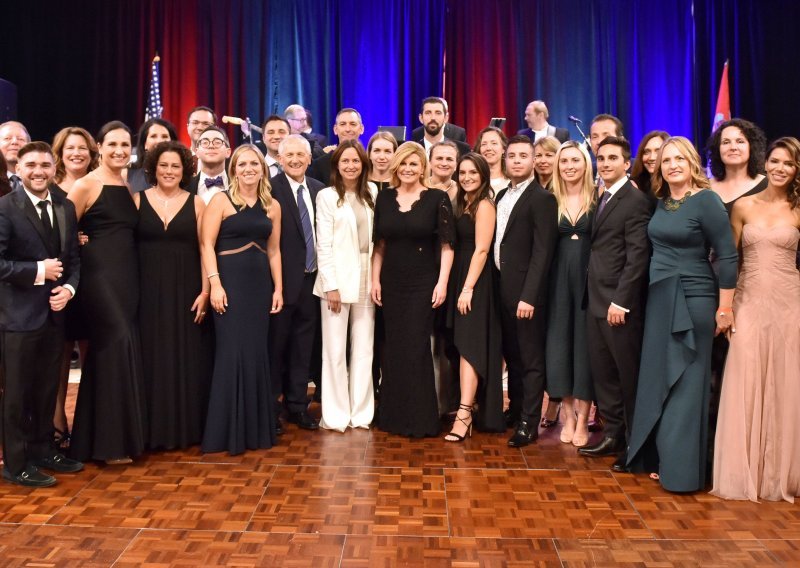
[0, 97, 798, 505]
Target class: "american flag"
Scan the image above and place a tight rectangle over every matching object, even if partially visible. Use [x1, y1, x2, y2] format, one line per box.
[145, 54, 163, 121]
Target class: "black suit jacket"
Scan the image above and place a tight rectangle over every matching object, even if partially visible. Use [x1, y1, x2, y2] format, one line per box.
[307, 152, 331, 186]
[270, 173, 324, 305]
[495, 181, 559, 308]
[412, 123, 468, 144]
[518, 126, 570, 144]
[0, 189, 80, 331]
[586, 180, 653, 319]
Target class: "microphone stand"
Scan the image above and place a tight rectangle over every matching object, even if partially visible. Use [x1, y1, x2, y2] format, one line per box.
[570, 119, 592, 153]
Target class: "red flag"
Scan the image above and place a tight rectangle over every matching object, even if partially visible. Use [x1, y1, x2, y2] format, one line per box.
[712, 60, 730, 132]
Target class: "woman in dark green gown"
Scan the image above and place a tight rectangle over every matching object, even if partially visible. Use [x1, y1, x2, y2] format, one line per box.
[627, 137, 738, 492]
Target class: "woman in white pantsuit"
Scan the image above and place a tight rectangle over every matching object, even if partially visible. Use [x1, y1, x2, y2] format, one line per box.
[314, 140, 377, 431]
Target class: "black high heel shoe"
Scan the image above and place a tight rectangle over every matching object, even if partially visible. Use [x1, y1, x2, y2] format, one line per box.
[54, 426, 71, 450]
[540, 402, 561, 428]
[444, 404, 473, 442]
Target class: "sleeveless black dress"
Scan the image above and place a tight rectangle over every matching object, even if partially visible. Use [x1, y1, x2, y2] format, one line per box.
[201, 194, 276, 454]
[138, 193, 213, 450]
[447, 211, 504, 432]
[70, 185, 147, 461]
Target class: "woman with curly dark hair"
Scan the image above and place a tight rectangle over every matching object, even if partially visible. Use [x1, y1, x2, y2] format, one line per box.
[712, 137, 800, 502]
[134, 140, 213, 449]
[707, 118, 767, 214]
[127, 118, 179, 193]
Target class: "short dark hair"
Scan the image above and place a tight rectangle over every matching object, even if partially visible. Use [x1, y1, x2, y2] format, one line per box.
[597, 136, 632, 161]
[197, 125, 230, 147]
[17, 141, 53, 161]
[420, 96, 448, 114]
[705, 118, 766, 181]
[262, 114, 290, 132]
[96, 121, 132, 145]
[187, 105, 217, 124]
[506, 134, 535, 150]
[591, 114, 624, 138]
[143, 141, 194, 188]
[132, 118, 178, 169]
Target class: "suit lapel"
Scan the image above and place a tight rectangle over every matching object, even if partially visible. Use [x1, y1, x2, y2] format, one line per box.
[53, 200, 67, 253]
[592, 182, 631, 237]
[279, 175, 304, 236]
[17, 192, 50, 248]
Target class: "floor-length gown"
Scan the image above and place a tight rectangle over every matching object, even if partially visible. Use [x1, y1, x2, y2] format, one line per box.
[375, 188, 454, 437]
[545, 212, 594, 401]
[138, 193, 213, 450]
[201, 195, 276, 454]
[70, 185, 147, 461]
[447, 211, 504, 432]
[711, 224, 800, 502]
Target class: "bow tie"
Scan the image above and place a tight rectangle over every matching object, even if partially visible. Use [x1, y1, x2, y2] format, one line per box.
[204, 176, 224, 188]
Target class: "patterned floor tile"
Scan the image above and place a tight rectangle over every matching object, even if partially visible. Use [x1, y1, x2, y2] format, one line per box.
[522, 428, 617, 471]
[48, 461, 274, 531]
[554, 538, 778, 566]
[759, 539, 800, 563]
[341, 536, 561, 567]
[0, 524, 138, 567]
[115, 530, 344, 567]
[446, 468, 652, 539]
[615, 472, 800, 539]
[248, 466, 448, 536]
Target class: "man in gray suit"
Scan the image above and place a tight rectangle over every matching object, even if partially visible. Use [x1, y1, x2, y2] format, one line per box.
[518, 101, 569, 144]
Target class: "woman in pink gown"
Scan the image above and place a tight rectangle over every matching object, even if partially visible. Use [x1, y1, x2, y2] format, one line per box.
[712, 137, 800, 503]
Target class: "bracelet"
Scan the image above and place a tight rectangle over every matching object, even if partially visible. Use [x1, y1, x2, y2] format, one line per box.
[207, 272, 220, 280]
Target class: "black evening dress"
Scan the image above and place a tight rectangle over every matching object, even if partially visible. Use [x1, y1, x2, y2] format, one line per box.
[545, 212, 594, 401]
[447, 211, 504, 432]
[374, 188, 454, 437]
[70, 185, 147, 461]
[138, 193, 213, 450]
[201, 194, 276, 455]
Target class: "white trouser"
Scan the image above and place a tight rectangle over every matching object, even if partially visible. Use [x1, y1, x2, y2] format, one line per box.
[319, 253, 375, 431]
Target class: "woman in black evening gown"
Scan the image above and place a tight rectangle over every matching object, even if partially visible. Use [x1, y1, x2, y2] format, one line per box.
[135, 141, 213, 450]
[445, 153, 504, 440]
[127, 118, 178, 194]
[371, 142, 454, 438]
[68, 121, 147, 464]
[200, 144, 283, 455]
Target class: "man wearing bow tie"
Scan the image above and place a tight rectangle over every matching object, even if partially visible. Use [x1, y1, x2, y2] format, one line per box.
[0, 121, 31, 192]
[186, 126, 231, 204]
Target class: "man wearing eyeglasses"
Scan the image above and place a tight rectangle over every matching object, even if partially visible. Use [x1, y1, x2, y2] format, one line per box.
[186, 126, 231, 204]
[284, 105, 326, 159]
[186, 106, 217, 148]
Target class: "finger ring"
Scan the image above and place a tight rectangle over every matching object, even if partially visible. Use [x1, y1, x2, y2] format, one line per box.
[200, 311, 206, 315]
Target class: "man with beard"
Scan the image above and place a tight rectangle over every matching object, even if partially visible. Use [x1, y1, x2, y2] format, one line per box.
[411, 98, 470, 157]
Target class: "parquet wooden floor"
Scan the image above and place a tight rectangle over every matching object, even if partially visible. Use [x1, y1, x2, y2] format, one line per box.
[0, 384, 797, 566]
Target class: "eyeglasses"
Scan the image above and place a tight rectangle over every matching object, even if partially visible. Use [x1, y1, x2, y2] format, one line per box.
[188, 120, 214, 128]
[288, 116, 307, 123]
[197, 138, 226, 149]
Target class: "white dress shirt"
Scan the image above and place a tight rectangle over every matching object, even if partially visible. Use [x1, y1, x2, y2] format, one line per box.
[24, 187, 75, 297]
[494, 178, 533, 269]
[197, 170, 229, 204]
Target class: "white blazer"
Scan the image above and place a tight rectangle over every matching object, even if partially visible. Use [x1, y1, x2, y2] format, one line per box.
[313, 183, 377, 303]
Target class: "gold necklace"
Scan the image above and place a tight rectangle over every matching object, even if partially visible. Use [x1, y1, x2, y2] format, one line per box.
[664, 190, 692, 211]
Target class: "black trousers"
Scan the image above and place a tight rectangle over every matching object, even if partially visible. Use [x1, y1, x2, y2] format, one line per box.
[1, 319, 64, 475]
[269, 273, 319, 413]
[500, 303, 547, 424]
[586, 315, 643, 441]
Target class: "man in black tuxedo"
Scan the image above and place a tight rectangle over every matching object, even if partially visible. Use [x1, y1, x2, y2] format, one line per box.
[307, 108, 364, 185]
[578, 136, 652, 469]
[517, 100, 569, 144]
[269, 134, 325, 430]
[411, 97, 470, 157]
[185, 126, 231, 203]
[494, 135, 558, 447]
[0, 141, 83, 486]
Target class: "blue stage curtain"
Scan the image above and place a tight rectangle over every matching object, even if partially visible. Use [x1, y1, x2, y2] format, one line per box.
[264, 0, 446, 142]
[445, 0, 695, 149]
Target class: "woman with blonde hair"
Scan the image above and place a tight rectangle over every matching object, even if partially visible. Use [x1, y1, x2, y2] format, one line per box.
[426, 140, 459, 202]
[314, 140, 377, 431]
[372, 142, 454, 437]
[545, 141, 595, 447]
[367, 131, 397, 192]
[474, 126, 510, 192]
[200, 144, 284, 454]
[533, 136, 560, 192]
[627, 136, 738, 492]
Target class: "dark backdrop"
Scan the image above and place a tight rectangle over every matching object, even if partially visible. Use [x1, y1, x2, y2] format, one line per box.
[2, 0, 798, 150]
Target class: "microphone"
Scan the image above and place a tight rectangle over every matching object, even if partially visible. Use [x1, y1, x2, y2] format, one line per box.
[222, 115, 244, 125]
[568, 115, 583, 125]
[222, 115, 262, 134]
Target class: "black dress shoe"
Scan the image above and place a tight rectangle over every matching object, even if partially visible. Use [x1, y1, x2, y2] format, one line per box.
[2, 465, 56, 487]
[507, 420, 537, 447]
[503, 409, 520, 429]
[275, 418, 285, 436]
[33, 453, 84, 473]
[287, 411, 319, 430]
[610, 452, 629, 473]
[578, 436, 625, 458]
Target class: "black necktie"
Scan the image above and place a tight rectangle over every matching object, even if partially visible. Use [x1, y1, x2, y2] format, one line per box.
[597, 190, 611, 218]
[37, 200, 59, 256]
[10, 174, 22, 192]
